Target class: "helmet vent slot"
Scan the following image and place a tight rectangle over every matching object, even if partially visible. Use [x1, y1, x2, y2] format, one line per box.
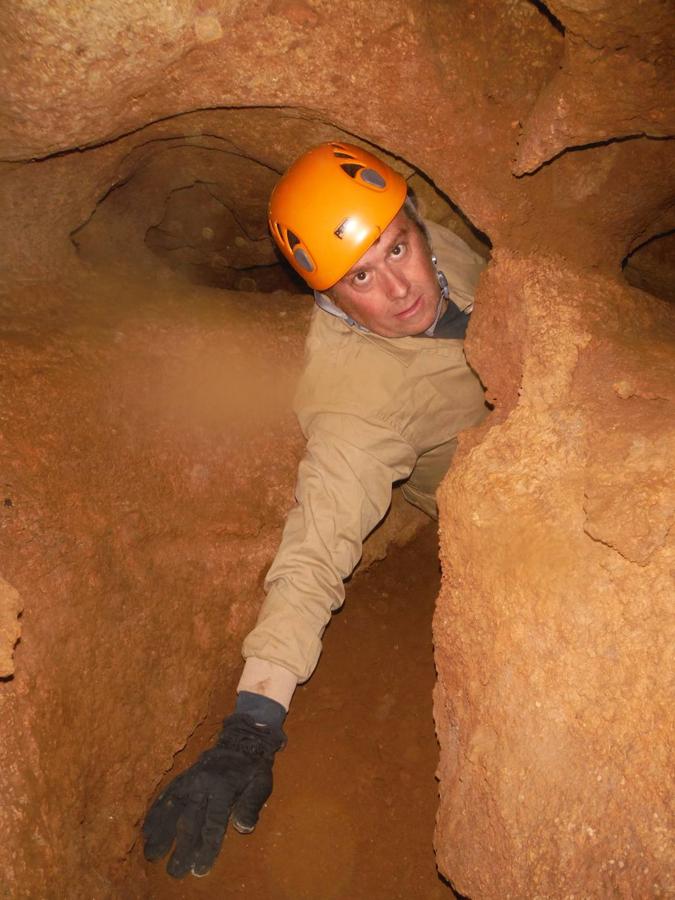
[360, 168, 386, 188]
[340, 163, 386, 189]
[333, 151, 356, 159]
[286, 229, 301, 250]
[293, 247, 314, 272]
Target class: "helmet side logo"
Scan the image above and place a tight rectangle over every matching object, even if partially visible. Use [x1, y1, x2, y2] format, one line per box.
[334, 219, 349, 240]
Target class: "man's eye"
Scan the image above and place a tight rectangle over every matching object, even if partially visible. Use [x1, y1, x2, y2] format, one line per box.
[391, 243, 405, 257]
[354, 271, 369, 284]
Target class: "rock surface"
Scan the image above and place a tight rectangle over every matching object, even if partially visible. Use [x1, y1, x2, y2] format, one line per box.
[515, 0, 675, 173]
[435, 257, 674, 898]
[0, 0, 674, 897]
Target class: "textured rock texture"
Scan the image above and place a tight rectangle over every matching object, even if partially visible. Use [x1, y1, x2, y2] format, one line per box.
[0, 0, 674, 897]
[435, 258, 674, 898]
[515, 0, 675, 173]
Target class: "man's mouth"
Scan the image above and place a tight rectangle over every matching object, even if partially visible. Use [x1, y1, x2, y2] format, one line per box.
[395, 296, 423, 319]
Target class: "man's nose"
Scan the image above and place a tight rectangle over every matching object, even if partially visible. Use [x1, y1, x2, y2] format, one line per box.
[381, 266, 409, 300]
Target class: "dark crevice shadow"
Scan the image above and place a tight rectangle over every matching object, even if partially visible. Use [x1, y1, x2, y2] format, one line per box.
[528, 0, 565, 35]
[438, 868, 471, 899]
[516, 133, 674, 178]
[622, 227, 675, 268]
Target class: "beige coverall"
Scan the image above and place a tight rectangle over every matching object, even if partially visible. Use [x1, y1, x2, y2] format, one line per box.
[238, 222, 488, 708]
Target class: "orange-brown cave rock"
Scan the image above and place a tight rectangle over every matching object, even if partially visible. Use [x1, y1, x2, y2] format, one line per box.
[435, 256, 674, 898]
[1, 1, 673, 897]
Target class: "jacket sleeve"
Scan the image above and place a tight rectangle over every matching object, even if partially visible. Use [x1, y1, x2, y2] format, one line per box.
[241, 411, 417, 682]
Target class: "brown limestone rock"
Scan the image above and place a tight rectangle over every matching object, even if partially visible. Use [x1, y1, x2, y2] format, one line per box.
[7, 0, 672, 272]
[1, 0, 559, 258]
[0, 0, 237, 160]
[515, 0, 675, 174]
[434, 255, 674, 898]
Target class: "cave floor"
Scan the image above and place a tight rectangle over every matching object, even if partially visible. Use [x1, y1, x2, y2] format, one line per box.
[138, 522, 451, 900]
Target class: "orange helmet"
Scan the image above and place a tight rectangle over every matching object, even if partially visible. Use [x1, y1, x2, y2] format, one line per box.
[268, 142, 407, 291]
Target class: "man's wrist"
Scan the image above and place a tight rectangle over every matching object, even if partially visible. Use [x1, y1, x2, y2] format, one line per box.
[234, 691, 287, 728]
[237, 656, 298, 710]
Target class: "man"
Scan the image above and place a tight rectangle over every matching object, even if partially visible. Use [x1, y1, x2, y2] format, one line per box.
[143, 142, 488, 878]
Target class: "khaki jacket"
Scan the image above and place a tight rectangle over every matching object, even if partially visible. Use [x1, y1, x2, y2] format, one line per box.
[241, 222, 488, 687]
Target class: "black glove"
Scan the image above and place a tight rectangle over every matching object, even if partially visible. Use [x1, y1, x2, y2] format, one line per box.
[143, 710, 286, 878]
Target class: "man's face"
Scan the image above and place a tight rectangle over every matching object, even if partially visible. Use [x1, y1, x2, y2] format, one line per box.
[328, 209, 440, 338]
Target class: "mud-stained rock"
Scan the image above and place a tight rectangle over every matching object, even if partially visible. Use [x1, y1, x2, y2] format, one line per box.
[434, 257, 674, 898]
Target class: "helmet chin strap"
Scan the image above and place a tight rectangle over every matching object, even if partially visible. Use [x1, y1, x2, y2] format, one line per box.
[422, 255, 449, 336]
[314, 253, 449, 337]
[433, 255, 450, 301]
[313, 289, 370, 332]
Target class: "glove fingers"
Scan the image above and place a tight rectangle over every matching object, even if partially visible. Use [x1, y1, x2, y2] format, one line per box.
[166, 796, 206, 879]
[232, 767, 273, 833]
[142, 787, 186, 862]
[190, 792, 234, 877]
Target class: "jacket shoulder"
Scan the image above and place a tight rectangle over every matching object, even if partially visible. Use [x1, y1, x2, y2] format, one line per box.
[295, 308, 409, 422]
[304, 303, 352, 351]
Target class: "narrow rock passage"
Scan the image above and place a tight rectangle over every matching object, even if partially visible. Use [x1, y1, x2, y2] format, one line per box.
[139, 522, 450, 899]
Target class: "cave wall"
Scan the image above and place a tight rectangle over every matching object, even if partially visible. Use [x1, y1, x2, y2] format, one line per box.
[436, 257, 674, 897]
[0, 1, 673, 897]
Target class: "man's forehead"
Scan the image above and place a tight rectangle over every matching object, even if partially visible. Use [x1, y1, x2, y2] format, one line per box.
[348, 212, 412, 272]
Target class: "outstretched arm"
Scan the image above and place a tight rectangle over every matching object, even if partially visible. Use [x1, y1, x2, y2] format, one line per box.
[242, 411, 418, 688]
